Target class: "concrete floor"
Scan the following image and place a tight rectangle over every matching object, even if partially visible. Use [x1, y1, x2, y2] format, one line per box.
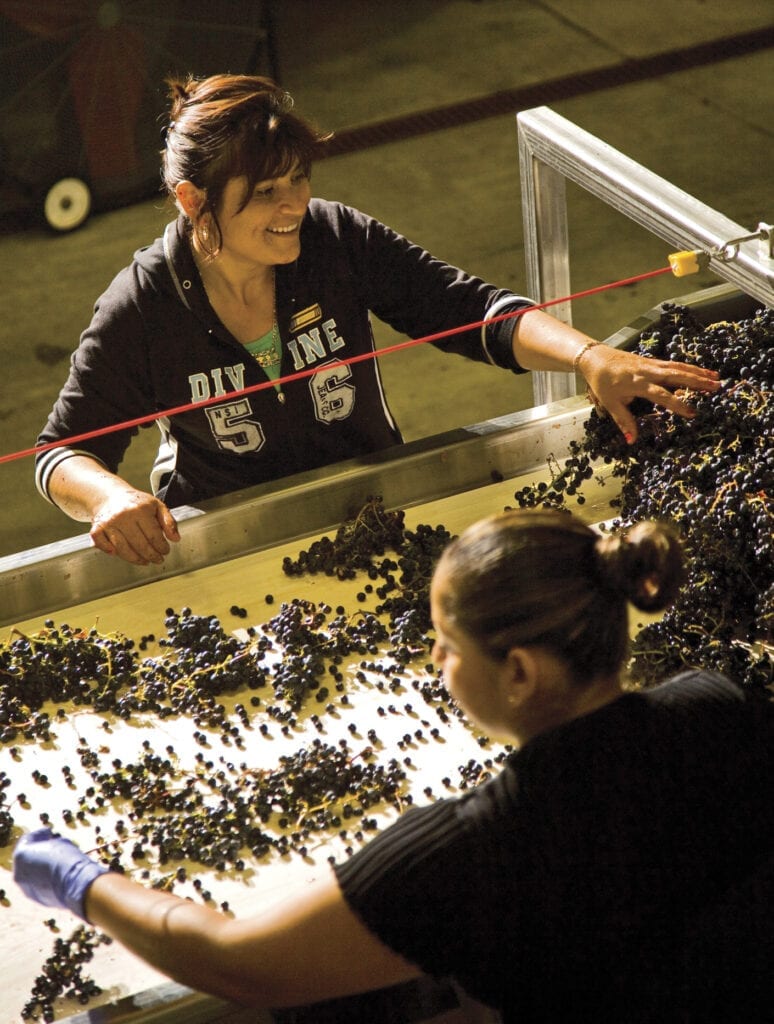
[0, 0, 772, 559]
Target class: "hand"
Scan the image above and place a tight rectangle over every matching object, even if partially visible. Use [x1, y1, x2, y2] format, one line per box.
[13, 828, 110, 920]
[90, 487, 180, 566]
[579, 345, 721, 443]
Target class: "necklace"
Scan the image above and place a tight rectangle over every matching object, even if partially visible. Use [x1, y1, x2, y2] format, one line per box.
[250, 331, 281, 368]
[245, 270, 285, 402]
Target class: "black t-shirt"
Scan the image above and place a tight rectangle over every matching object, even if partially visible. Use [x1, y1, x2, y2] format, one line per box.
[335, 671, 774, 1022]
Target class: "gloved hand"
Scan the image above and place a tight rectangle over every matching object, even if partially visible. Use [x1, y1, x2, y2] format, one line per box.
[13, 828, 110, 920]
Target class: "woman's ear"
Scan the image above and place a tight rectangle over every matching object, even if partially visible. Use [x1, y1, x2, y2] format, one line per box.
[504, 646, 543, 683]
[175, 180, 206, 218]
[501, 646, 542, 705]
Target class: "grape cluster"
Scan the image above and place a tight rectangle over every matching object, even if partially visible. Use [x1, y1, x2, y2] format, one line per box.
[0, 771, 12, 846]
[282, 496, 406, 579]
[513, 303, 773, 690]
[283, 498, 453, 646]
[0, 624, 137, 742]
[263, 599, 391, 711]
[21, 926, 112, 1022]
[376, 522, 454, 637]
[456, 751, 512, 790]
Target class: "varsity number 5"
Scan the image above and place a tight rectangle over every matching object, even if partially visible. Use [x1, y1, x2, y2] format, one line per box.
[310, 361, 355, 424]
[205, 399, 265, 452]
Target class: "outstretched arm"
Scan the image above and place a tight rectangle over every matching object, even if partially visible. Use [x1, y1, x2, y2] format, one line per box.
[85, 868, 420, 1007]
[13, 829, 421, 1008]
[511, 309, 720, 442]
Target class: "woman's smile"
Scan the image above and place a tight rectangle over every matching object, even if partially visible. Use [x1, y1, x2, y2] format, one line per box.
[266, 222, 299, 234]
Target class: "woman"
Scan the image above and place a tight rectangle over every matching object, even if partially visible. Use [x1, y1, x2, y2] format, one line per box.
[15, 509, 773, 1021]
[35, 73, 719, 569]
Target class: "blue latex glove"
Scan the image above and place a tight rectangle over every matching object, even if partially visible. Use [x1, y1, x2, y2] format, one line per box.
[13, 828, 110, 920]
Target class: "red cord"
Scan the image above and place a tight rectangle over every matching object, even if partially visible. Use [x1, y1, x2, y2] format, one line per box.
[0, 264, 673, 466]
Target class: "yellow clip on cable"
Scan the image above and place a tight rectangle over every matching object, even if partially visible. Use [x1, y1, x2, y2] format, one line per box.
[668, 250, 710, 277]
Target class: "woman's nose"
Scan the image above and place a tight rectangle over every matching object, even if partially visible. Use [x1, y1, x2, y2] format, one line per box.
[278, 182, 308, 213]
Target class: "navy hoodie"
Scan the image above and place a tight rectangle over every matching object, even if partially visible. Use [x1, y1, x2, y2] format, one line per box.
[36, 199, 531, 508]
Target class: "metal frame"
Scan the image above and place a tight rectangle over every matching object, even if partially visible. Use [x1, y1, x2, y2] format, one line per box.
[517, 105, 774, 404]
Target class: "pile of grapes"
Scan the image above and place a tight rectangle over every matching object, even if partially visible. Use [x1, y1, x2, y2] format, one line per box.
[0, 503, 467, 1020]
[22, 928, 111, 1023]
[513, 302, 773, 691]
[282, 497, 407, 578]
[283, 495, 454, 642]
[68, 739, 407, 871]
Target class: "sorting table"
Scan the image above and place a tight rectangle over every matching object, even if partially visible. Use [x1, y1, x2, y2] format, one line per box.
[2, 402, 618, 1023]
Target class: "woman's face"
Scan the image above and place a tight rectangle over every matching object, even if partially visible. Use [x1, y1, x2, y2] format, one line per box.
[215, 164, 311, 267]
[430, 567, 515, 739]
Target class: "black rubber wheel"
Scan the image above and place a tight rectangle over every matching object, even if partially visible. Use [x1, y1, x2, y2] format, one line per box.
[0, 2, 278, 229]
[42, 176, 92, 232]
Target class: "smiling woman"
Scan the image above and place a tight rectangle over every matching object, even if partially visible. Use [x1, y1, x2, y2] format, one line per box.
[178, 168, 311, 346]
[162, 75, 324, 263]
[33, 73, 720, 569]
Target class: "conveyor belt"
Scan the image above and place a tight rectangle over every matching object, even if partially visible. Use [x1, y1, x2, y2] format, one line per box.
[2, 456, 620, 1024]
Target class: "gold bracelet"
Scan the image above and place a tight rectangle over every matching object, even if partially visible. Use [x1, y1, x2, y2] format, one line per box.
[572, 340, 599, 374]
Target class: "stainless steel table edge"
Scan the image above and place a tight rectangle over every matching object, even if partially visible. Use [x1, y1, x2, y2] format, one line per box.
[0, 397, 592, 627]
[57, 982, 265, 1024]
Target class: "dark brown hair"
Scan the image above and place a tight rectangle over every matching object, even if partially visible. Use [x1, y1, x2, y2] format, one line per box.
[435, 509, 684, 684]
[161, 74, 332, 255]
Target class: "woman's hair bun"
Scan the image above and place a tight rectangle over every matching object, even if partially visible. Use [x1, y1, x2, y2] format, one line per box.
[594, 521, 684, 611]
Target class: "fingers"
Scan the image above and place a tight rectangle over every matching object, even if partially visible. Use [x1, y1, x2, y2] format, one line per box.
[601, 381, 697, 443]
[92, 522, 167, 566]
[584, 348, 722, 444]
[15, 827, 55, 852]
[158, 505, 181, 543]
[91, 498, 180, 566]
[604, 376, 712, 443]
[90, 522, 118, 558]
[643, 358, 721, 393]
[91, 522, 157, 566]
[640, 384, 699, 420]
[604, 399, 638, 444]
